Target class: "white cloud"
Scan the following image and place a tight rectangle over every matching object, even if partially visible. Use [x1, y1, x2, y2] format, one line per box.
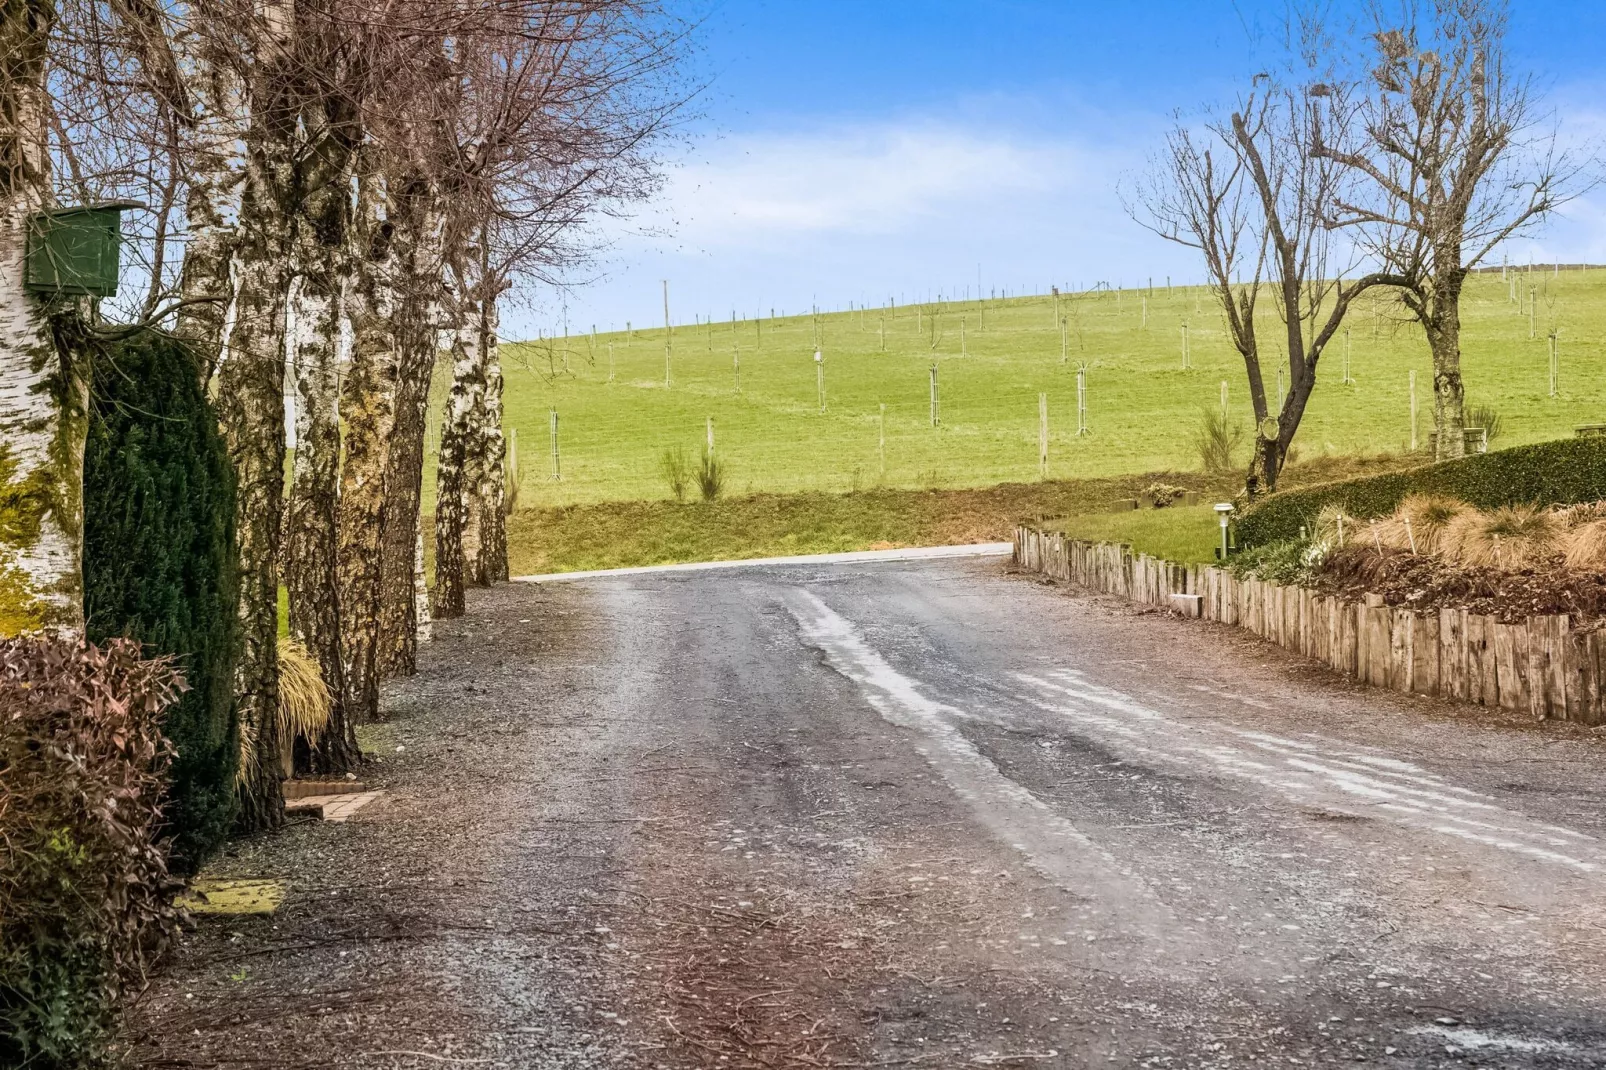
[650, 123, 1101, 243]
[518, 117, 1180, 335]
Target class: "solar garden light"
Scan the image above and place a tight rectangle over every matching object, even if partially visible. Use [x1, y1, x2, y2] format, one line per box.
[1214, 502, 1235, 560]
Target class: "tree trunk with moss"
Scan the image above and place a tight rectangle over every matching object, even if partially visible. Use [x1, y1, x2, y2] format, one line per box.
[0, 0, 87, 638]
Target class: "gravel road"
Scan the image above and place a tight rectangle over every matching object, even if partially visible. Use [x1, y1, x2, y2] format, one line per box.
[129, 557, 1606, 1069]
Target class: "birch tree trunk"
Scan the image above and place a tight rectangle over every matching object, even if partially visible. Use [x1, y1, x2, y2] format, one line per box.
[0, 0, 87, 637]
[474, 294, 508, 585]
[218, 10, 301, 829]
[338, 169, 399, 724]
[433, 305, 486, 619]
[283, 242, 355, 771]
[376, 207, 441, 678]
[174, 24, 247, 380]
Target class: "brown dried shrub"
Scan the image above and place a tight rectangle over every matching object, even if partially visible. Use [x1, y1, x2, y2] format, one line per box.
[0, 637, 186, 1069]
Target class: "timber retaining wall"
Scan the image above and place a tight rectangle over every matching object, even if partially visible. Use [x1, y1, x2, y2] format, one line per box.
[1013, 525, 1605, 724]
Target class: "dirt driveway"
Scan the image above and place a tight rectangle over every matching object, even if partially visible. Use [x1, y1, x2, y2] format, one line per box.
[128, 557, 1606, 1068]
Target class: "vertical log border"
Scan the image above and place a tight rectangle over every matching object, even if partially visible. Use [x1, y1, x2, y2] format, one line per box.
[1012, 527, 1597, 723]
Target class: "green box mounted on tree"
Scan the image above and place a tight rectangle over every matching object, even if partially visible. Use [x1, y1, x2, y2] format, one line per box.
[24, 202, 140, 297]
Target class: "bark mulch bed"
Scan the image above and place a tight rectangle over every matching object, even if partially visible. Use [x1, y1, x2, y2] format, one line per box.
[1310, 545, 1606, 627]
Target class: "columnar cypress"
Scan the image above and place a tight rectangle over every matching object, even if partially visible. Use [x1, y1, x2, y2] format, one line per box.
[83, 331, 240, 872]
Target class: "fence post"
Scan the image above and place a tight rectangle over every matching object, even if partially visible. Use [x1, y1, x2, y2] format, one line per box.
[1409, 369, 1418, 452]
[662, 279, 672, 386]
[879, 402, 887, 478]
[549, 409, 561, 482]
[1039, 393, 1048, 479]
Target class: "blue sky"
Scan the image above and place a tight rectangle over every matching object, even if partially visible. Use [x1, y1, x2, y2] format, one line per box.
[512, 0, 1606, 339]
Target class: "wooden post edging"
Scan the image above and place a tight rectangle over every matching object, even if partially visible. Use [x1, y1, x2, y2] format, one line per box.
[1012, 526, 1598, 724]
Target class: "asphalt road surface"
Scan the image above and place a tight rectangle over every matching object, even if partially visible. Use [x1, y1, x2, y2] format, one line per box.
[132, 556, 1606, 1069]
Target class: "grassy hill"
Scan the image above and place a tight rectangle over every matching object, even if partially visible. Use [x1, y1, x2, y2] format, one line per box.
[459, 267, 1605, 510]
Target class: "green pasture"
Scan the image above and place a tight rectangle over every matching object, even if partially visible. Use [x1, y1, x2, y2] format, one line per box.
[447, 267, 1605, 510]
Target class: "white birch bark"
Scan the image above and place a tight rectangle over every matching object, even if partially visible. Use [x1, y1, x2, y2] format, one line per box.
[0, 3, 85, 636]
[473, 294, 508, 585]
[174, 11, 248, 370]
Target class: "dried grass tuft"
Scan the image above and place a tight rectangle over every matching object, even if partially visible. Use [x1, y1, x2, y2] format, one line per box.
[1372, 493, 1470, 554]
[1442, 505, 1562, 570]
[237, 637, 333, 786]
[1555, 500, 1606, 529]
[1563, 519, 1606, 571]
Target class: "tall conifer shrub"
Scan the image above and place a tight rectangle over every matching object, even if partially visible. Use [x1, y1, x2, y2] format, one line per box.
[83, 331, 240, 871]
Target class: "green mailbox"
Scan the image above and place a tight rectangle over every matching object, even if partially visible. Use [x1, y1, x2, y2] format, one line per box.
[24, 201, 141, 298]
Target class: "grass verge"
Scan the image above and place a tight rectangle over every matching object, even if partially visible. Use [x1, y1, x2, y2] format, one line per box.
[1050, 504, 1223, 564]
[501, 452, 1414, 575]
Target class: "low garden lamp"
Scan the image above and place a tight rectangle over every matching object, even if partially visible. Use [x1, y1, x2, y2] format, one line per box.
[1215, 502, 1235, 560]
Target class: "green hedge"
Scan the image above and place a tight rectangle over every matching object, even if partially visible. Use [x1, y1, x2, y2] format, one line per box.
[1237, 437, 1606, 547]
[83, 331, 240, 873]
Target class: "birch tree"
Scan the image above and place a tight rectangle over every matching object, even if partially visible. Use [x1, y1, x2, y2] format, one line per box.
[0, 0, 87, 637]
[430, 0, 688, 618]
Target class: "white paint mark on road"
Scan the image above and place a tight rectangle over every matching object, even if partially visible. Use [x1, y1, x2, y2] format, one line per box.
[1017, 669, 1600, 874]
[1408, 1024, 1576, 1055]
[785, 589, 1174, 933]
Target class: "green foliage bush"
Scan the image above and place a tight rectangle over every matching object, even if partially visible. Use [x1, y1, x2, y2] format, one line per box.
[0, 637, 186, 1069]
[83, 331, 239, 871]
[1237, 437, 1606, 548]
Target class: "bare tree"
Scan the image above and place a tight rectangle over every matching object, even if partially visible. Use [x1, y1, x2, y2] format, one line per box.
[1317, 0, 1578, 459]
[1132, 70, 1401, 494]
[429, 0, 689, 619]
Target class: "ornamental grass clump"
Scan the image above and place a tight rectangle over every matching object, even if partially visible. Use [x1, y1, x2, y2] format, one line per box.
[1563, 518, 1606, 571]
[0, 637, 186, 1070]
[237, 637, 332, 785]
[1442, 505, 1562, 570]
[1372, 494, 1471, 555]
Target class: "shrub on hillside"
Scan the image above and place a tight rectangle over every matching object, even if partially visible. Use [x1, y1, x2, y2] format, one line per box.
[1142, 482, 1186, 508]
[83, 330, 239, 873]
[697, 450, 726, 502]
[1236, 437, 1606, 548]
[0, 638, 186, 1070]
[659, 446, 691, 502]
[1192, 408, 1242, 473]
[1465, 404, 1505, 446]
